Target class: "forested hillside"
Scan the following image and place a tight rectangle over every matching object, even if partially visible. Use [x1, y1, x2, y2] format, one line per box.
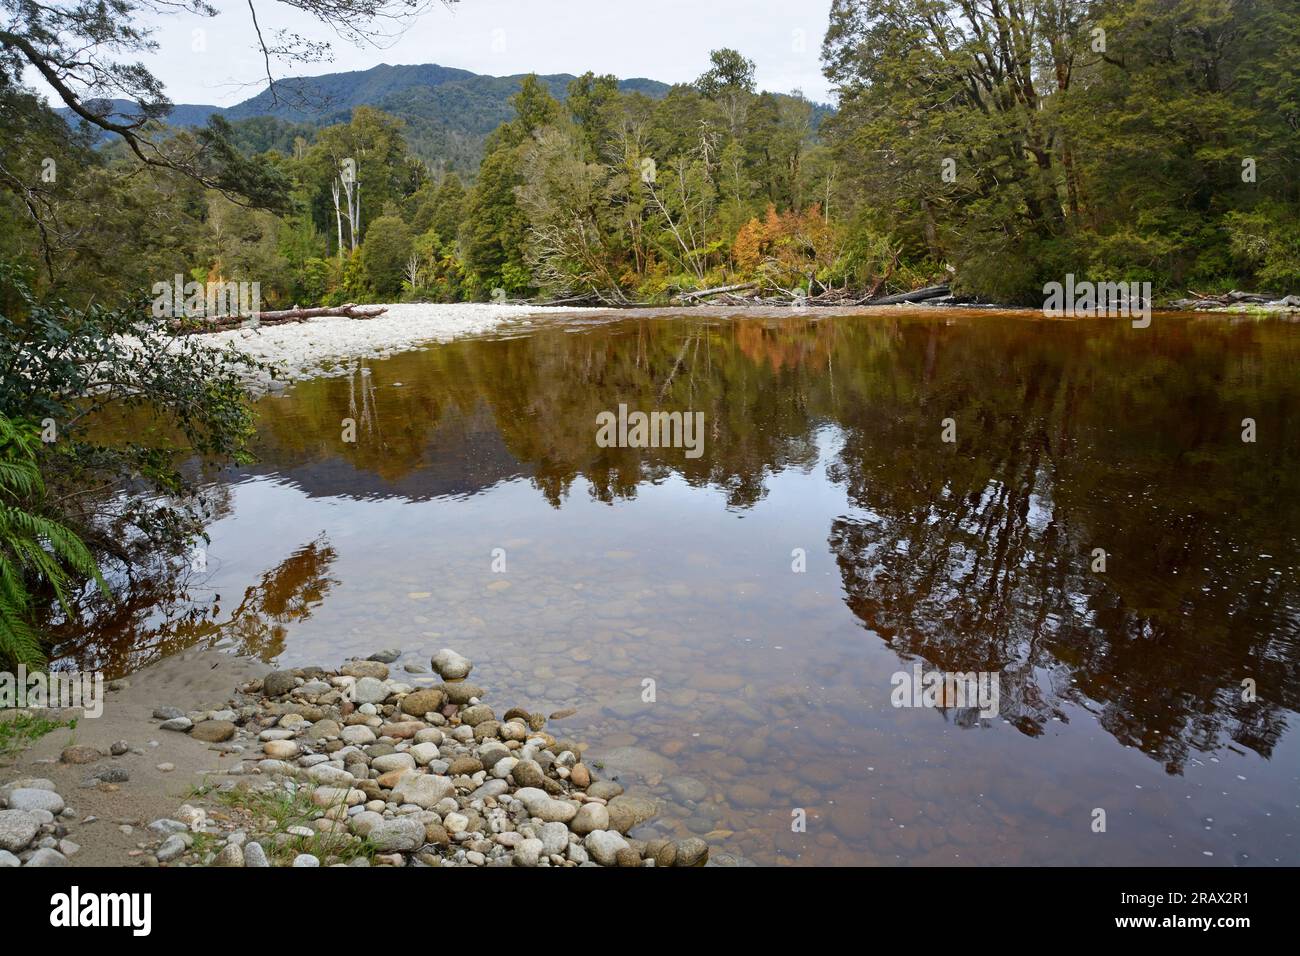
[54, 63, 676, 177]
[7, 0, 1299, 313]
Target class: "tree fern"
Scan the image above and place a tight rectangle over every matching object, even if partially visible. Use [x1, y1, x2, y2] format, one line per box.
[0, 413, 108, 669]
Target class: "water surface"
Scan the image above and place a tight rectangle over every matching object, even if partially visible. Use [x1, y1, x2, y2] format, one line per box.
[59, 309, 1300, 865]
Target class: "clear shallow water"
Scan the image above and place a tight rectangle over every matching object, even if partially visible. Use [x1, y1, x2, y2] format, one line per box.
[58, 310, 1300, 865]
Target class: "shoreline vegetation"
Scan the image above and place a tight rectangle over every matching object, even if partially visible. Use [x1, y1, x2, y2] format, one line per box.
[7, 5, 1299, 320]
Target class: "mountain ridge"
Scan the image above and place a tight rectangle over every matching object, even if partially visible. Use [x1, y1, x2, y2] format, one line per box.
[59, 61, 676, 174]
[59, 61, 829, 176]
[71, 62, 675, 123]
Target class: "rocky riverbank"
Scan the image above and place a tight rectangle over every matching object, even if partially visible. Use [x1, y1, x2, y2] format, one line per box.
[1168, 290, 1300, 313]
[1, 649, 707, 868]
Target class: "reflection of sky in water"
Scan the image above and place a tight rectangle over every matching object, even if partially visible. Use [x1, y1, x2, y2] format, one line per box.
[55, 312, 1300, 865]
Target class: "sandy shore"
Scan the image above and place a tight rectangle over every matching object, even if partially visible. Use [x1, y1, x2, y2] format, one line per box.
[1, 648, 268, 866]
[1, 648, 704, 867]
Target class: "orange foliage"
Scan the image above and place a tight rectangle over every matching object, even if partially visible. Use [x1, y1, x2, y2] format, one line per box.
[730, 204, 838, 277]
[733, 317, 838, 373]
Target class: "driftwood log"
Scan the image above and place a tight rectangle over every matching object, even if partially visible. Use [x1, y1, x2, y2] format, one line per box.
[675, 282, 759, 302]
[1169, 290, 1300, 311]
[865, 284, 951, 305]
[171, 303, 387, 334]
[669, 280, 954, 309]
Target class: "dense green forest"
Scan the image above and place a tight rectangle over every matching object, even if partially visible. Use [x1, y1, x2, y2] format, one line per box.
[5, 0, 1298, 312]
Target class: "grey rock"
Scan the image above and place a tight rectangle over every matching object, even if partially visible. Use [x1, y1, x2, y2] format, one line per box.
[367, 817, 425, 852]
[584, 829, 630, 866]
[513, 788, 577, 824]
[566, 843, 589, 865]
[147, 819, 188, 836]
[156, 835, 187, 862]
[340, 660, 389, 681]
[0, 778, 55, 800]
[292, 854, 320, 867]
[469, 778, 509, 801]
[511, 759, 545, 788]
[0, 810, 39, 852]
[391, 773, 454, 809]
[351, 677, 389, 705]
[571, 802, 610, 836]
[190, 719, 237, 742]
[212, 843, 244, 867]
[307, 764, 355, 787]
[667, 776, 710, 802]
[370, 753, 416, 774]
[159, 717, 193, 732]
[674, 837, 709, 867]
[431, 648, 473, 680]
[513, 838, 545, 867]
[24, 847, 68, 867]
[459, 704, 495, 727]
[348, 811, 384, 837]
[5, 789, 64, 814]
[243, 842, 270, 867]
[262, 671, 299, 696]
[587, 781, 623, 801]
[339, 725, 376, 746]
[539, 821, 569, 856]
[599, 746, 675, 778]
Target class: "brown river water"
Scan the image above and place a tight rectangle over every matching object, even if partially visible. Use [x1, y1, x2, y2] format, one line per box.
[54, 308, 1300, 866]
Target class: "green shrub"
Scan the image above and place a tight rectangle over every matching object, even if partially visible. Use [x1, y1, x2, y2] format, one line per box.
[0, 414, 107, 668]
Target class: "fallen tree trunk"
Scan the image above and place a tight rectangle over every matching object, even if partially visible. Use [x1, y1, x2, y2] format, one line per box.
[1170, 290, 1298, 310]
[866, 284, 951, 305]
[172, 303, 387, 333]
[676, 282, 759, 302]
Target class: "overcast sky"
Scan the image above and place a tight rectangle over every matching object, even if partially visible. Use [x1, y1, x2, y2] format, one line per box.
[93, 0, 836, 107]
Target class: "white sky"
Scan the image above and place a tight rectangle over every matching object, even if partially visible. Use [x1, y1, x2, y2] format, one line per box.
[67, 0, 836, 107]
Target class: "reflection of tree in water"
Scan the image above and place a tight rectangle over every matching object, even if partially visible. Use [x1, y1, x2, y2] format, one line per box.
[826, 320, 1300, 773]
[230, 312, 1299, 772]
[218, 533, 340, 661]
[50, 533, 339, 677]
[346, 361, 383, 446]
[480, 318, 830, 509]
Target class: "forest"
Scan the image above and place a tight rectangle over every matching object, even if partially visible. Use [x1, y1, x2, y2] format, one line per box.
[4, 0, 1298, 313]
